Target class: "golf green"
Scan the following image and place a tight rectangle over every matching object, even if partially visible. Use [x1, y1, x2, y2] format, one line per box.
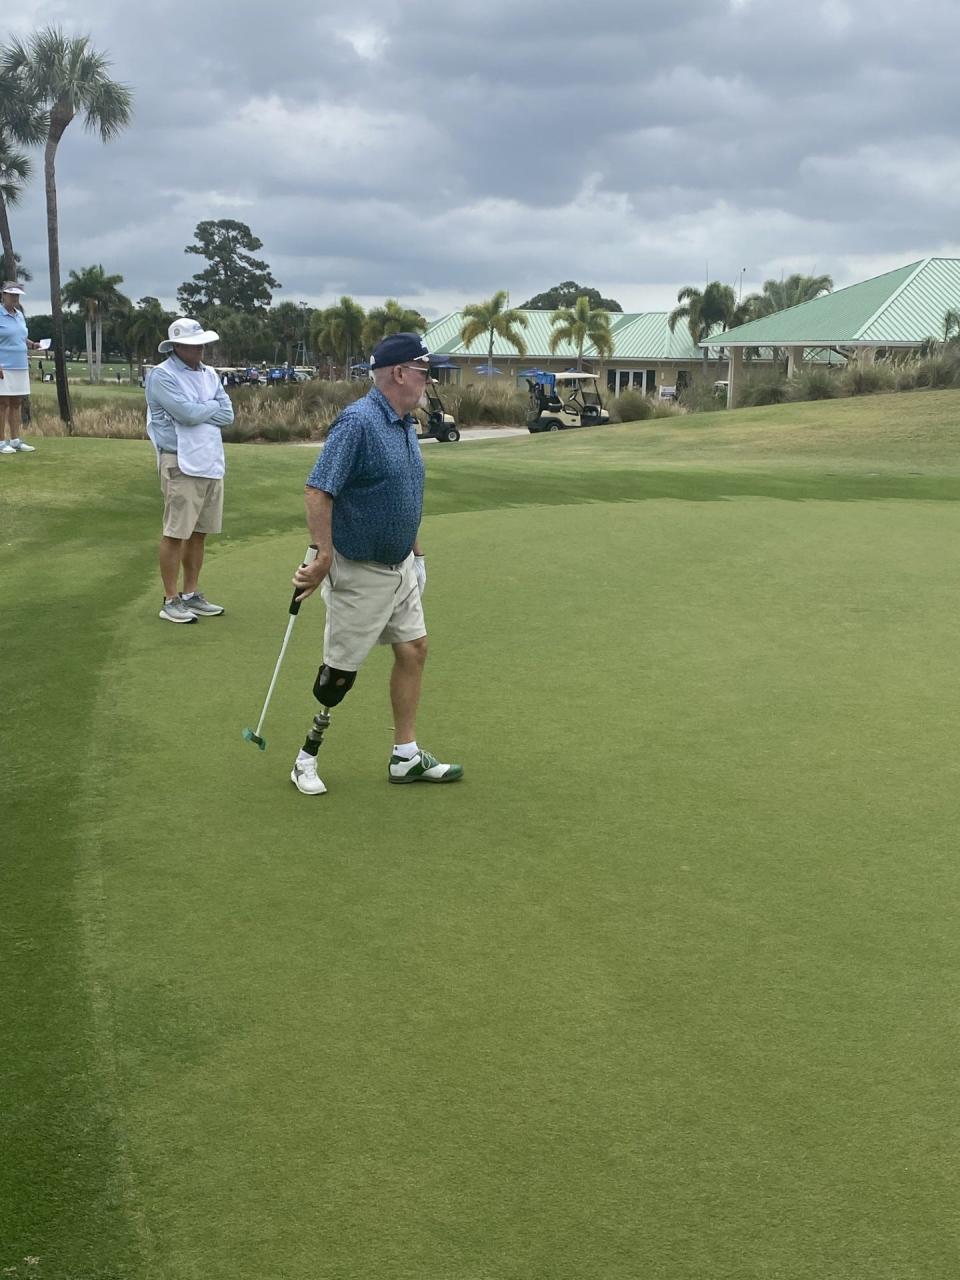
[4, 399, 960, 1279]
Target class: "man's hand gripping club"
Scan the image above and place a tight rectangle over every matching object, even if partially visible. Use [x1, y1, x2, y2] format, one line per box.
[294, 487, 334, 602]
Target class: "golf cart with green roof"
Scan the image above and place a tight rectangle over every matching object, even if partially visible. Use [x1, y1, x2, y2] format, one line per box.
[526, 371, 610, 433]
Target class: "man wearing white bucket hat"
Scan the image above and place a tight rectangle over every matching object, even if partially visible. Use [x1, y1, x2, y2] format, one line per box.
[145, 317, 235, 624]
[0, 281, 42, 454]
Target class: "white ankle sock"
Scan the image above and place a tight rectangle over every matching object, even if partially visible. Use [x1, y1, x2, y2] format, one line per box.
[393, 741, 419, 759]
[297, 749, 315, 766]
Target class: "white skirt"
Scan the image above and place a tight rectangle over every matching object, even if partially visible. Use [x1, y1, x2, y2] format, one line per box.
[0, 368, 30, 397]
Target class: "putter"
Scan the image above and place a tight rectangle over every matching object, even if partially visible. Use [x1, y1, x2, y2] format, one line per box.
[243, 545, 318, 751]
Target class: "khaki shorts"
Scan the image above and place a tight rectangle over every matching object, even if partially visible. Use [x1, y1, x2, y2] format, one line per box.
[321, 549, 426, 670]
[159, 455, 224, 539]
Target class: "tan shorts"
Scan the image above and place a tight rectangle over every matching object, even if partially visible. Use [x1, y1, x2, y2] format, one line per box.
[159, 455, 224, 539]
[321, 549, 426, 670]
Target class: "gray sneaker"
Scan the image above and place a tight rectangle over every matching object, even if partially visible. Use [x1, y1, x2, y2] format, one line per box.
[159, 596, 198, 624]
[180, 591, 224, 617]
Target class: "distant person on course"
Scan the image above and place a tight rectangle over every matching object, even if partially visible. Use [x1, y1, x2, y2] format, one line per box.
[0, 281, 41, 455]
[145, 317, 235, 624]
[288, 332, 463, 795]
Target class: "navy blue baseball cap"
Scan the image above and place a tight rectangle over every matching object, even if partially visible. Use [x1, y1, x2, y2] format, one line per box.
[370, 332, 433, 369]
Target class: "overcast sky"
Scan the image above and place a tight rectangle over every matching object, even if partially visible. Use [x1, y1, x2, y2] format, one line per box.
[6, 0, 960, 320]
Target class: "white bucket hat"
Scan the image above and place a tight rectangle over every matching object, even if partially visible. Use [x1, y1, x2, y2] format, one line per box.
[158, 316, 219, 353]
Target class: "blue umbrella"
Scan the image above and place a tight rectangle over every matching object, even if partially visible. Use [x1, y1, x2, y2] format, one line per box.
[520, 368, 547, 378]
[430, 359, 459, 370]
[474, 365, 502, 376]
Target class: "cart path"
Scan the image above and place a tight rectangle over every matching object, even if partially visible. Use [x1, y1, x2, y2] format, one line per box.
[295, 426, 528, 446]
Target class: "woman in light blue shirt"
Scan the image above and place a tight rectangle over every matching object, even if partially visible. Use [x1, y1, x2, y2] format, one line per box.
[0, 281, 40, 454]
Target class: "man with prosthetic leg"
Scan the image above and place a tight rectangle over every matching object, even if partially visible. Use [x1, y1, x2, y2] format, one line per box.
[290, 332, 463, 795]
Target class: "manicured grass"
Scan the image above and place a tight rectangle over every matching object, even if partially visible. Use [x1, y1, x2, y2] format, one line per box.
[4, 392, 960, 1278]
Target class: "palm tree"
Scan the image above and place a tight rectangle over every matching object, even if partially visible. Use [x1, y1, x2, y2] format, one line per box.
[669, 281, 737, 372]
[11, 252, 31, 282]
[124, 297, 173, 379]
[0, 141, 31, 284]
[668, 282, 737, 346]
[460, 290, 528, 372]
[362, 299, 427, 352]
[548, 295, 614, 371]
[743, 273, 833, 319]
[0, 67, 45, 283]
[311, 296, 366, 379]
[269, 300, 312, 366]
[3, 28, 132, 426]
[62, 264, 127, 383]
[942, 309, 960, 344]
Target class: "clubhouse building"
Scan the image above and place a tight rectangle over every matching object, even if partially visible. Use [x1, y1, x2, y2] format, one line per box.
[423, 258, 960, 403]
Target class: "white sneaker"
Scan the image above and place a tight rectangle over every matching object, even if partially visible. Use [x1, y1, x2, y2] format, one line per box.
[0, 443, 15, 455]
[291, 754, 327, 795]
[11, 439, 35, 453]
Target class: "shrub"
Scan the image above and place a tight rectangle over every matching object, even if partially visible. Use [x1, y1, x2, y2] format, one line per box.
[789, 368, 842, 401]
[677, 378, 727, 413]
[651, 400, 683, 418]
[911, 354, 960, 389]
[840, 363, 897, 396]
[300, 379, 367, 416]
[441, 384, 528, 426]
[738, 374, 790, 406]
[612, 389, 654, 422]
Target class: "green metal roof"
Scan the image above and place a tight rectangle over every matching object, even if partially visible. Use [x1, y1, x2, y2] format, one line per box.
[423, 310, 704, 362]
[702, 258, 960, 347]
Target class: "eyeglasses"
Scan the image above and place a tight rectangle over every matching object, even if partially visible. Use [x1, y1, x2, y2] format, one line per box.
[399, 363, 431, 378]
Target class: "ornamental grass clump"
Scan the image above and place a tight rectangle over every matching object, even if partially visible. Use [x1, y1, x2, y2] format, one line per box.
[789, 369, 842, 401]
[841, 363, 897, 396]
[738, 374, 790, 406]
[610, 389, 654, 422]
[442, 384, 528, 426]
[677, 378, 726, 413]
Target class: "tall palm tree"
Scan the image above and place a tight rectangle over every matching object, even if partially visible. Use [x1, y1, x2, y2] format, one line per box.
[362, 298, 427, 352]
[11, 252, 31, 282]
[460, 290, 528, 372]
[0, 66, 45, 283]
[548, 295, 614, 371]
[62, 264, 127, 383]
[3, 28, 132, 426]
[0, 141, 31, 284]
[311, 296, 366, 379]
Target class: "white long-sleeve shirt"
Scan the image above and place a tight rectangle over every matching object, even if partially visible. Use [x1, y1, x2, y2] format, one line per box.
[145, 354, 234, 452]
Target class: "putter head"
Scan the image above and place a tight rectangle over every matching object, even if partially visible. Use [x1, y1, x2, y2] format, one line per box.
[242, 727, 266, 751]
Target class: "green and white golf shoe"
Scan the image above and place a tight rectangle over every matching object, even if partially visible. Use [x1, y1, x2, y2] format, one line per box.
[388, 748, 463, 784]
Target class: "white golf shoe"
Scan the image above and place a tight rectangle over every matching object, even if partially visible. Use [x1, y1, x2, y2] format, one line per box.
[291, 753, 327, 795]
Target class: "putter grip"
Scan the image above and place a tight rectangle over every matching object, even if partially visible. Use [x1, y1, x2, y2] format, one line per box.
[289, 545, 319, 615]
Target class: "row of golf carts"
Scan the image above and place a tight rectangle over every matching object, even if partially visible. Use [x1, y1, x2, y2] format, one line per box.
[420, 371, 609, 444]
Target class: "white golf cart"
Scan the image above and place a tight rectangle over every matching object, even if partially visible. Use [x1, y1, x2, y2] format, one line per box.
[527, 371, 610, 433]
[417, 380, 460, 443]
